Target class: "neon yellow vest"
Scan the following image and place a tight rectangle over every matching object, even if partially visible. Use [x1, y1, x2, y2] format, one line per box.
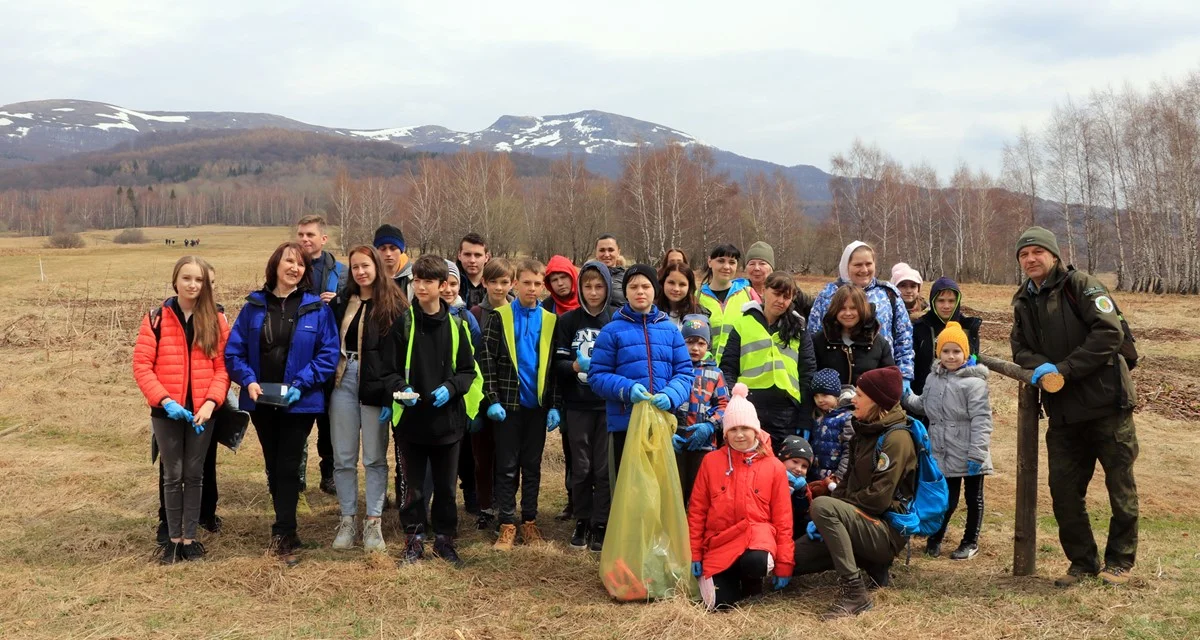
[733, 312, 803, 403]
[496, 303, 556, 406]
[698, 286, 756, 364]
[392, 309, 485, 420]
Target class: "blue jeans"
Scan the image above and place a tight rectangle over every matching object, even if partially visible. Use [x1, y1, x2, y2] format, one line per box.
[329, 360, 388, 517]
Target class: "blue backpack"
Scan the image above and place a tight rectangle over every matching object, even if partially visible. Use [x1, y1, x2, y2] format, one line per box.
[875, 417, 949, 538]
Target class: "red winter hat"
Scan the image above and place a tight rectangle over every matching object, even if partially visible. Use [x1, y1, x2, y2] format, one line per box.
[857, 366, 903, 410]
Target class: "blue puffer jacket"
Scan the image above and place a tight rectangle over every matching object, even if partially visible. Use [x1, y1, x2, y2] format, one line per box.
[224, 290, 340, 413]
[810, 405, 854, 480]
[589, 304, 694, 433]
[808, 278, 915, 381]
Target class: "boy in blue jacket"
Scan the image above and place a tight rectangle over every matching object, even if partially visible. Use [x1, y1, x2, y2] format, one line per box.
[589, 264, 694, 483]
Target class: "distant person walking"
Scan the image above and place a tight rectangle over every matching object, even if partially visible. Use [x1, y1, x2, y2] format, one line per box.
[133, 256, 231, 564]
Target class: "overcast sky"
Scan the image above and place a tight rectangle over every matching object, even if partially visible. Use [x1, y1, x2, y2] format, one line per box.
[4, 0, 1200, 176]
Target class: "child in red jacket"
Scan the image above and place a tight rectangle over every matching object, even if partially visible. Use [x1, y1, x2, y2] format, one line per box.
[688, 383, 794, 611]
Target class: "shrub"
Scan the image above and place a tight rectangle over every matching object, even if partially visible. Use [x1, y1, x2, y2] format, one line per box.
[46, 232, 85, 249]
[113, 228, 148, 244]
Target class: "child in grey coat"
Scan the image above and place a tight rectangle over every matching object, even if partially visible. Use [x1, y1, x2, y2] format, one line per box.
[902, 321, 993, 560]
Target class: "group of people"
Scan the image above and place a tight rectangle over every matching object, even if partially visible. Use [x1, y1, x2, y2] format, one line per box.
[162, 238, 201, 246]
[132, 218, 1140, 617]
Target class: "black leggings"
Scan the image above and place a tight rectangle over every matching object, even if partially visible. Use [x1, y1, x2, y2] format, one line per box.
[711, 550, 770, 609]
[931, 475, 985, 546]
[252, 410, 314, 537]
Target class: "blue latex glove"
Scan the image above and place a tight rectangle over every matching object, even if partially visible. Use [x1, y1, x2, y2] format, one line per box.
[806, 521, 822, 541]
[468, 416, 484, 434]
[684, 422, 714, 451]
[193, 421, 205, 435]
[546, 409, 561, 432]
[1031, 363, 1059, 385]
[799, 428, 810, 441]
[672, 434, 687, 453]
[967, 354, 978, 366]
[902, 379, 912, 395]
[379, 406, 392, 425]
[691, 561, 703, 578]
[967, 459, 983, 476]
[162, 399, 193, 424]
[487, 403, 507, 422]
[773, 576, 790, 591]
[576, 349, 591, 373]
[283, 386, 302, 406]
[630, 383, 652, 403]
[399, 386, 418, 407]
[431, 385, 451, 408]
[651, 393, 671, 411]
[788, 472, 807, 494]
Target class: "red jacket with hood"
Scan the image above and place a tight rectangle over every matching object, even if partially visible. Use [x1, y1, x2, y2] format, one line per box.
[688, 443, 795, 578]
[133, 300, 231, 412]
[542, 255, 580, 316]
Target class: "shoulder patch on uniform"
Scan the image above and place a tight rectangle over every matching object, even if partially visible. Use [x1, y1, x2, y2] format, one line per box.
[1094, 296, 1115, 314]
[876, 452, 892, 472]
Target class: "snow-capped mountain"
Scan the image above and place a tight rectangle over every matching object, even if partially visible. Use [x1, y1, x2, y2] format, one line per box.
[0, 99, 831, 201]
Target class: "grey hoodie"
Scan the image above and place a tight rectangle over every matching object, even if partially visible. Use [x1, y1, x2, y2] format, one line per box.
[902, 362, 993, 477]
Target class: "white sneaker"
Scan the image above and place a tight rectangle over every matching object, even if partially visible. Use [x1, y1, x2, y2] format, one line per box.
[362, 518, 386, 553]
[332, 516, 357, 550]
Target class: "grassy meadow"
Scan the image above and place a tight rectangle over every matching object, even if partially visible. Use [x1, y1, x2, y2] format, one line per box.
[0, 225, 1197, 639]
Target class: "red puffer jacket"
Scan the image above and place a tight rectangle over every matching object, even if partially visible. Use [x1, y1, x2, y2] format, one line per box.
[133, 301, 231, 411]
[688, 445, 795, 578]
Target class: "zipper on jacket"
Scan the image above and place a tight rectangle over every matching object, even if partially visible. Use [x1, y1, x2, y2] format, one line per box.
[641, 314, 656, 393]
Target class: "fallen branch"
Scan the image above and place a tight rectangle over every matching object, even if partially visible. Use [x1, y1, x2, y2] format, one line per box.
[978, 353, 1064, 392]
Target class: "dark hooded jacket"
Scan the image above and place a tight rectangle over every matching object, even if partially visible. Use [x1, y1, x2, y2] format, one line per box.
[911, 277, 982, 395]
[552, 261, 614, 411]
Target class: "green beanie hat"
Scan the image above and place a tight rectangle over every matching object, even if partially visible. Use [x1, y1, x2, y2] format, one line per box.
[1015, 226, 1061, 260]
[746, 241, 775, 267]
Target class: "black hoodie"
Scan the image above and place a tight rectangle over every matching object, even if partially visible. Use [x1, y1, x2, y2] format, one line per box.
[381, 299, 476, 445]
[552, 260, 614, 411]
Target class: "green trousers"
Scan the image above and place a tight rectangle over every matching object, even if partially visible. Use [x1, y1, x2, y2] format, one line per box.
[793, 496, 898, 578]
[1046, 410, 1139, 573]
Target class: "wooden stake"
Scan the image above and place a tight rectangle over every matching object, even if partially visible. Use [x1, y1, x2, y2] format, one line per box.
[1012, 381, 1040, 576]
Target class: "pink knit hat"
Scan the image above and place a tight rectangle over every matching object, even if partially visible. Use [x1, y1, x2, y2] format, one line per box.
[723, 383, 769, 444]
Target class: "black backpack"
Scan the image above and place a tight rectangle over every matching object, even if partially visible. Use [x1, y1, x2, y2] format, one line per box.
[1062, 273, 1139, 370]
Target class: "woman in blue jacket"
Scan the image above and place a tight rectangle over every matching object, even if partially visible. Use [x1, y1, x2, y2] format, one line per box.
[225, 241, 339, 565]
[589, 264, 694, 480]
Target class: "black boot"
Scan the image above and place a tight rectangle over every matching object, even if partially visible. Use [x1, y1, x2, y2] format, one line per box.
[159, 541, 181, 565]
[821, 572, 873, 620]
[570, 520, 589, 550]
[432, 535, 464, 568]
[403, 531, 425, 564]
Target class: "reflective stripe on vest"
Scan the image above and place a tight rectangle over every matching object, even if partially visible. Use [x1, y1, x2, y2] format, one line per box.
[735, 315, 803, 403]
[698, 287, 755, 364]
[496, 303, 557, 405]
[392, 309, 485, 421]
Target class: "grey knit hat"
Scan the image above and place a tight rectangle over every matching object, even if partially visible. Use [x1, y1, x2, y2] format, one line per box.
[1015, 226, 1061, 260]
[745, 241, 775, 267]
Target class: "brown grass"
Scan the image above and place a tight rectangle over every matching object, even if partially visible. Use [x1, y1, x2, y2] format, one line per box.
[0, 227, 1197, 639]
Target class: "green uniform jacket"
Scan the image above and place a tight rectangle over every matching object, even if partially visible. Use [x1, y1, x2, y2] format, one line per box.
[1010, 265, 1136, 426]
[834, 405, 916, 551]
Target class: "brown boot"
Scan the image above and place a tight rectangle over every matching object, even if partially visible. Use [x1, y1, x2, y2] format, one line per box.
[821, 572, 873, 620]
[1055, 568, 1097, 588]
[494, 524, 517, 551]
[520, 521, 545, 545]
[1098, 565, 1131, 586]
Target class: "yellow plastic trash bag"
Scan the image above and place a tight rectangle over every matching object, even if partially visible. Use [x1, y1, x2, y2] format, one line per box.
[599, 402, 697, 601]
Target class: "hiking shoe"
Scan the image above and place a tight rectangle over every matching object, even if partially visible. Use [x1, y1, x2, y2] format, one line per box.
[555, 505, 573, 521]
[520, 521, 545, 545]
[198, 515, 223, 534]
[1099, 565, 1131, 586]
[475, 510, 497, 531]
[863, 561, 892, 589]
[402, 533, 425, 563]
[821, 572, 873, 620]
[950, 543, 979, 561]
[362, 519, 386, 553]
[156, 521, 170, 547]
[332, 516, 357, 550]
[494, 524, 517, 551]
[570, 520, 589, 549]
[433, 535, 465, 568]
[159, 541, 181, 565]
[463, 491, 481, 516]
[272, 533, 303, 567]
[589, 524, 606, 553]
[924, 541, 941, 558]
[179, 541, 206, 561]
[1055, 568, 1097, 588]
[319, 475, 337, 496]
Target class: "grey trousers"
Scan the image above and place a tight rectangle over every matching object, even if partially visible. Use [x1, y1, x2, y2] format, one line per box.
[152, 415, 215, 540]
[329, 360, 388, 517]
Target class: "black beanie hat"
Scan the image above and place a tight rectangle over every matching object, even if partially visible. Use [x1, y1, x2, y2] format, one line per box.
[623, 264, 659, 300]
[777, 435, 814, 463]
[373, 224, 405, 252]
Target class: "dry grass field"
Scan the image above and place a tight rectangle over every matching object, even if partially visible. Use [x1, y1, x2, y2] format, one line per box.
[0, 225, 1197, 639]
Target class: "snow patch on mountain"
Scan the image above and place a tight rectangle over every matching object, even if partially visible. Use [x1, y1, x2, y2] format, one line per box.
[348, 126, 417, 141]
[106, 105, 189, 123]
[93, 121, 140, 132]
[52, 107, 75, 112]
[0, 118, 12, 127]
[0, 112, 34, 119]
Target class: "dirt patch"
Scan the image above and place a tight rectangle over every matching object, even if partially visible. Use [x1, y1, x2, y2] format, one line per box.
[1138, 326, 1200, 342]
[1133, 355, 1200, 420]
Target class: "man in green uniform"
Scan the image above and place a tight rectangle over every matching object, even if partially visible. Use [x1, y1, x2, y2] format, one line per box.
[1010, 227, 1138, 587]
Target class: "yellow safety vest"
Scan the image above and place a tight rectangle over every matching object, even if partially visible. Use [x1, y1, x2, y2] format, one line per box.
[733, 312, 803, 403]
[392, 309, 485, 420]
[698, 286, 756, 364]
[496, 303, 557, 406]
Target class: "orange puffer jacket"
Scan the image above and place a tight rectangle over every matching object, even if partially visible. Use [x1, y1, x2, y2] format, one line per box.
[688, 445, 795, 578]
[133, 301, 231, 411]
